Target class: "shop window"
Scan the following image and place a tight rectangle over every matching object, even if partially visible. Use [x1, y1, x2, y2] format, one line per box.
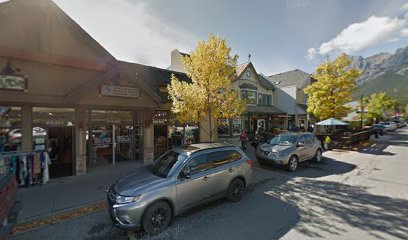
[272, 117, 285, 130]
[232, 119, 242, 136]
[241, 90, 257, 104]
[0, 106, 21, 152]
[33, 107, 75, 178]
[217, 119, 230, 136]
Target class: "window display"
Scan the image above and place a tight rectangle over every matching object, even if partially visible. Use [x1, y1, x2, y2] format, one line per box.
[218, 119, 230, 136]
[232, 119, 242, 136]
[33, 107, 75, 178]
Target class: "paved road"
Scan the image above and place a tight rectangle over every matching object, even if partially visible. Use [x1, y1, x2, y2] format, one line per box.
[12, 128, 408, 240]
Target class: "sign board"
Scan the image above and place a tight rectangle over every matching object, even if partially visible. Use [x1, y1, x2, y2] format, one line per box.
[100, 85, 139, 98]
[0, 75, 26, 90]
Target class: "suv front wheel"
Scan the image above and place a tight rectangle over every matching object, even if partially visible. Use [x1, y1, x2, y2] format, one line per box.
[287, 155, 298, 172]
[142, 201, 172, 235]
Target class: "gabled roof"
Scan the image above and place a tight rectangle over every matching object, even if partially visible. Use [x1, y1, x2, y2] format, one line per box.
[268, 69, 310, 88]
[257, 74, 276, 91]
[235, 62, 276, 91]
[235, 62, 252, 78]
[118, 61, 191, 102]
[0, 0, 115, 65]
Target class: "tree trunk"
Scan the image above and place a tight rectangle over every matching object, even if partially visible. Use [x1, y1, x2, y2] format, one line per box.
[207, 93, 213, 142]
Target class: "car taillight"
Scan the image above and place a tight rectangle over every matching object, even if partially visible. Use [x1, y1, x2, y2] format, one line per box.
[246, 159, 254, 167]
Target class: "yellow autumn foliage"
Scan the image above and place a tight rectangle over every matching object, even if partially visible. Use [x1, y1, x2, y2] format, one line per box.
[168, 34, 246, 129]
[304, 53, 361, 120]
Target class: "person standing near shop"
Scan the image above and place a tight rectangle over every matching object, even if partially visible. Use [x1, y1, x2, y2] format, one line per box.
[239, 129, 248, 152]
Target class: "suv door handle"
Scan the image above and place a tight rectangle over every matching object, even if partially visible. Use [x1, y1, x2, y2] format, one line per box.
[228, 168, 234, 173]
[203, 176, 209, 181]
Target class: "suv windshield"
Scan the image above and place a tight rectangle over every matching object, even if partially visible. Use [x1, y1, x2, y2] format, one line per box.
[269, 135, 298, 146]
[150, 150, 187, 178]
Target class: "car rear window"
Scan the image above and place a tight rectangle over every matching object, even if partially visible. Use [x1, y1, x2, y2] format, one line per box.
[208, 150, 242, 167]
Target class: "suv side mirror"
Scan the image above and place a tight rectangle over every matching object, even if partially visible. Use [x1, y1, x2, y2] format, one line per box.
[297, 142, 305, 147]
[179, 170, 191, 179]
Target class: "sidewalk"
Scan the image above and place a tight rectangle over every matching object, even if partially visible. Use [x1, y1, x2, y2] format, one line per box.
[16, 161, 143, 224]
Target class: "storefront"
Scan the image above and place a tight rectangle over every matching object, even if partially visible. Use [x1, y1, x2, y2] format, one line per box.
[152, 110, 199, 158]
[0, 0, 164, 178]
[87, 110, 142, 167]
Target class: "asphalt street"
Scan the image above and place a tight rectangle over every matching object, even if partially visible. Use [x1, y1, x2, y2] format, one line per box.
[12, 128, 408, 240]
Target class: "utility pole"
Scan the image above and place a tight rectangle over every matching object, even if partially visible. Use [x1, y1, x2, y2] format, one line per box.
[360, 95, 364, 130]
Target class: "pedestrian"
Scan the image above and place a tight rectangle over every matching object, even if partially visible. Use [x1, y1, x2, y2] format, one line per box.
[307, 123, 314, 133]
[251, 130, 260, 150]
[300, 122, 305, 132]
[239, 129, 249, 152]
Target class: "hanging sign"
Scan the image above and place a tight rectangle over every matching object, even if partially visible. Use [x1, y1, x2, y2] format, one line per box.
[0, 75, 26, 91]
[100, 85, 140, 98]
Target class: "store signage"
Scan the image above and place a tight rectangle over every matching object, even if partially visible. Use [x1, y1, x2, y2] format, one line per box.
[0, 75, 26, 90]
[153, 119, 167, 124]
[100, 85, 140, 98]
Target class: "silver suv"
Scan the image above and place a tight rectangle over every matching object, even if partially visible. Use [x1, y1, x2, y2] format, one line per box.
[256, 132, 322, 171]
[107, 143, 253, 234]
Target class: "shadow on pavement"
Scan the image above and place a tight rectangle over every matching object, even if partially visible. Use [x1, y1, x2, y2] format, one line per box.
[256, 157, 356, 179]
[358, 143, 395, 156]
[129, 174, 300, 240]
[358, 129, 408, 155]
[266, 178, 408, 239]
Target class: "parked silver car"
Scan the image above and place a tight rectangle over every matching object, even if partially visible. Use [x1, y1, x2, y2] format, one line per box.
[107, 143, 253, 234]
[382, 122, 398, 132]
[256, 132, 323, 171]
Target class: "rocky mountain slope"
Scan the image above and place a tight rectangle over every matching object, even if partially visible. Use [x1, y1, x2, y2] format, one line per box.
[349, 46, 408, 104]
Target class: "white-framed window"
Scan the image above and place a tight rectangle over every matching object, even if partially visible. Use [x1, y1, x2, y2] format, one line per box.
[241, 90, 257, 104]
[258, 93, 272, 105]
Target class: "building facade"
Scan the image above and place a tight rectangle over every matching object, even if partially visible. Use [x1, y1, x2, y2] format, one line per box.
[268, 69, 312, 129]
[0, 0, 175, 179]
[169, 50, 290, 143]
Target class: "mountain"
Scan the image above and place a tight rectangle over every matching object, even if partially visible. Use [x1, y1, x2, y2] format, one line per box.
[354, 73, 408, 105]
[350, 46, 408, 105]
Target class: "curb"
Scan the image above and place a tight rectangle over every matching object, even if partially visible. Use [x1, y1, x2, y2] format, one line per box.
[12, 200, 107, 236]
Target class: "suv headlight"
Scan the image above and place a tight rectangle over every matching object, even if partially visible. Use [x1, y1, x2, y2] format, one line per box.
[116, 195, 141, 204]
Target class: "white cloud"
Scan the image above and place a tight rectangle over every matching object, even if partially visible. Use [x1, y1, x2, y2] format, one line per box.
[307, 15, 408, 60]
[54, 0, 197, 68]
[402, 2, 408, 11]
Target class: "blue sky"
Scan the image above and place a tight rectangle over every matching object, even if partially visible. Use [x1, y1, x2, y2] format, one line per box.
[51, 0, 408, 75]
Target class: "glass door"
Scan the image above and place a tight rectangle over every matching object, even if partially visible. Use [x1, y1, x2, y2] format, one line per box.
[88, 110, 134, 167]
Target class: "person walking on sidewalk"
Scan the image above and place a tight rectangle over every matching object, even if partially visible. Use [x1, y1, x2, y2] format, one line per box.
[240, 129, 249, 152]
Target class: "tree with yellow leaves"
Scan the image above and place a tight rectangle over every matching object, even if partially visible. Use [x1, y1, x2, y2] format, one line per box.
[168, 34, 246, 142]
[304, 53, 361, 120]
[362, 92, 396, 123]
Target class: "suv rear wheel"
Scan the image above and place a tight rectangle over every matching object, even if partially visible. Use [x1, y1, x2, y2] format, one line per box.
[227, 178, 245, 202]
[142, 201, 172, 235]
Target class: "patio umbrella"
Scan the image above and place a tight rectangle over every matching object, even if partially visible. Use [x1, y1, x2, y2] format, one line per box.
[316, 118, 349, 126]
